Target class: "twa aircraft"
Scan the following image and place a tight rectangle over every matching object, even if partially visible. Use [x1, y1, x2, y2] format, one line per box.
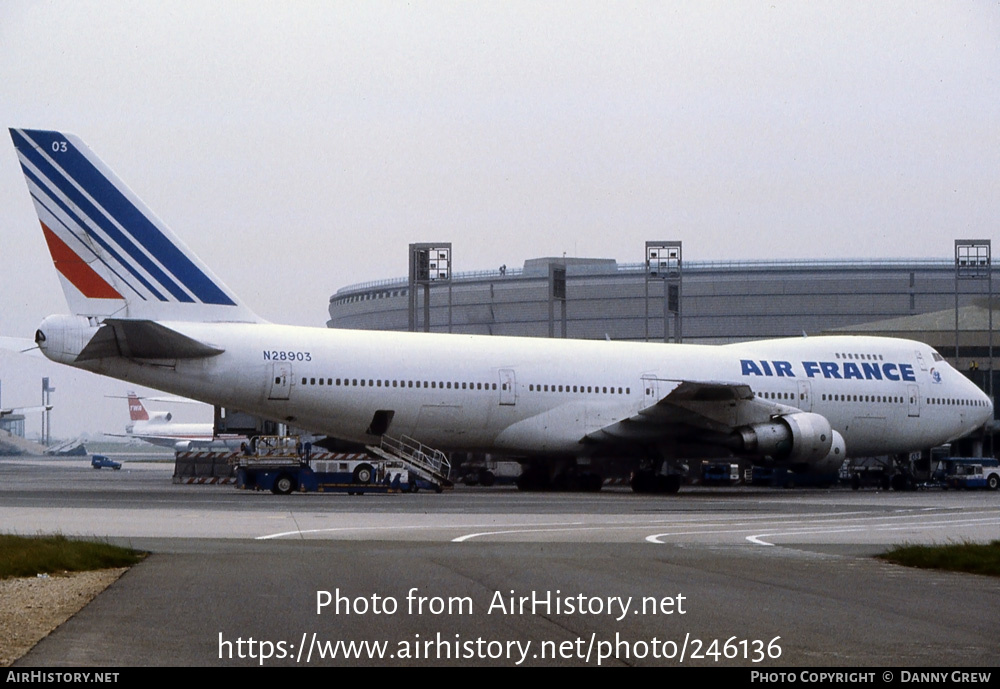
[112, 392, 228, 451]
[9, 128, 993, 491]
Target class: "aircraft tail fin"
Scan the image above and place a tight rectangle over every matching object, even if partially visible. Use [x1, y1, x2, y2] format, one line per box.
[127, 392, 149, 422]
[9, 128, 262, 324]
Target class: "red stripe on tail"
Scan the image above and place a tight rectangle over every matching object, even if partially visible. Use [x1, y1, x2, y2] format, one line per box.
[41, 222, 123, 300]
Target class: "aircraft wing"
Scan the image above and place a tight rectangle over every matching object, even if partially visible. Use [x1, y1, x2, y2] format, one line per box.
[0, 405, 52, 419]
[583, 380, 790, 445]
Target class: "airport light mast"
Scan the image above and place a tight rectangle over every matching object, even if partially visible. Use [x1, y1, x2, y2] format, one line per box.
[645, 241, 682, 343]
[408, 243, 453, 333]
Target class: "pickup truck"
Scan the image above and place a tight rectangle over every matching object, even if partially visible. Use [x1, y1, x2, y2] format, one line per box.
[91, 455, 122, 470]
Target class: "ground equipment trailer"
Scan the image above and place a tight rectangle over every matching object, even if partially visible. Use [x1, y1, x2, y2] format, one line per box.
[233, 436, 411, 495]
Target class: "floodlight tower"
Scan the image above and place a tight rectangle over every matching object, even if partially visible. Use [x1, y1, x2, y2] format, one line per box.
[644, 241, 682, 343]
[408, 243, 453, 333]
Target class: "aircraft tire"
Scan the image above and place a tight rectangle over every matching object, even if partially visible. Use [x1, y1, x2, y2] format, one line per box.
[516, 465, 549, 491]
[479, 470, 496, 487]
[630, 470, 655, 493]
[353, 463, 375, 484]
[659, 474, 681, 494]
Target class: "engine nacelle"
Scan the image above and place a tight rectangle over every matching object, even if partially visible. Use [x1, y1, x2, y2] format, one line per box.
[735, 412, 840, 465]
[813, 429, 846, 474]
[35, 314, 97, 364]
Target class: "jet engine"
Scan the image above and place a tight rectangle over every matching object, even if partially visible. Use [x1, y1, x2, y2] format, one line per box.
[733, 412, 845, 471]
[35, 315, 97, 364]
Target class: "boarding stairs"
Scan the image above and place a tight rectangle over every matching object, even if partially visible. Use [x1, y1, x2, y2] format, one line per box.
[366, 434, 453, 489]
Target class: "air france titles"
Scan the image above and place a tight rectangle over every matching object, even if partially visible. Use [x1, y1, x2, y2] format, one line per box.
[740, 360, 916, 382]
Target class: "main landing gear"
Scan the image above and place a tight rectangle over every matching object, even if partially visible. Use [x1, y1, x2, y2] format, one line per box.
[515, 463, 603, 492]
[629, 470, 682, 494]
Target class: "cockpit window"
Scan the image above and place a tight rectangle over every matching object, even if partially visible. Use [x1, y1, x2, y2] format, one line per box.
[931, 351, 945, 362]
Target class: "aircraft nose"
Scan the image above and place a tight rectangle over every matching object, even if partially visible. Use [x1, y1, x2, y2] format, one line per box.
[971, 381, 994, 426]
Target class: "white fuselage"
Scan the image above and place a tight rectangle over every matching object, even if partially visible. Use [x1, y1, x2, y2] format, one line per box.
[37, 315, 993, 461]
[126, 419, 216, 448]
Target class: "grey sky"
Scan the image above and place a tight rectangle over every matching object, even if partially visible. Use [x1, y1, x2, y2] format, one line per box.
[1, 1, 998, 438]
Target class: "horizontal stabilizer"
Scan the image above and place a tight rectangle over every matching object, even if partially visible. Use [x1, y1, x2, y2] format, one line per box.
[0, 336, 46, 358]
[77, 319, 224, 361]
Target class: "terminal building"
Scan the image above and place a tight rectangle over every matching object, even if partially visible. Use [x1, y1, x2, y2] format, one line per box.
[331, 256, 992, 354]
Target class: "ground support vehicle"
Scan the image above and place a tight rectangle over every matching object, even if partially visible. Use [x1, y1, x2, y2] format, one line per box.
[941, 458, 1000, 491]
[460, 459, 522, 486]
[751, 465, 837, 488]
[233, 436, 411, 495]
[91, 455, 121, 470]
[236, 455, 409, 495]
[847, 465, 891, 490]
[700, 462, 741, 486]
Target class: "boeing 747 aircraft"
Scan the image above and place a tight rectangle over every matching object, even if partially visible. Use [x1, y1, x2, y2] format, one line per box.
[9, 128, 993, 491]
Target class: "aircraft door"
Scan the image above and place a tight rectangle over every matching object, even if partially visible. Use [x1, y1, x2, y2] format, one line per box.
[907, 383, 920, 418]
[642, 374, 660, 406]
[797, 380, 813, 412]
[268, 363, 292, 401]
[498, 368, 517, 406]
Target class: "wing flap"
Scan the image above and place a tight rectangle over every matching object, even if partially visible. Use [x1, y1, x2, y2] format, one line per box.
[585, 380, 782, 444]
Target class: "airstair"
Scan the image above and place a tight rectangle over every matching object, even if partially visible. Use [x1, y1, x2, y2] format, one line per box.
[366, 434, 453, 489]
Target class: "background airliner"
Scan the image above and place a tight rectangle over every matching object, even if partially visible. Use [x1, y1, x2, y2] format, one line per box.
[106, 392, 239, 451]
[9, 128, 993, 491]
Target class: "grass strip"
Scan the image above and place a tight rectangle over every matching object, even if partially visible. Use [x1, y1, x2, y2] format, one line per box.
[878, 540, 1000, 577]
[0, 534, 145, 579]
